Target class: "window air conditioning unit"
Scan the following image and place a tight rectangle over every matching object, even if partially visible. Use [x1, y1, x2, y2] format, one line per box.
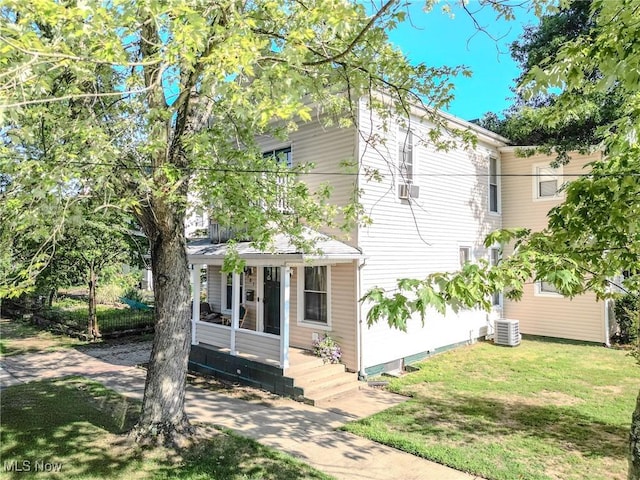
[398, 184, 420, 200]
[494, 319, 521, 346]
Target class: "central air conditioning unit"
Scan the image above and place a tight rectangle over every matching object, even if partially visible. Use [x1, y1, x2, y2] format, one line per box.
[494, 319, 521, 346]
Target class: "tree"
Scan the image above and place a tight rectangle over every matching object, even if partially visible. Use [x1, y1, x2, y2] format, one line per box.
[477, 0, 624, 162]
[0, 0, 473, 446]
[43, 208, 147, 339]
[365, 0, 640, 477]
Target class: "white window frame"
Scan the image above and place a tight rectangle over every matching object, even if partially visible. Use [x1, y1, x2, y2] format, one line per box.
[297, 265, 332, 330]
[459, 246, 472, 268]
[398, 128, 415, 185]
[221, 272, 245, 314]
[489, 247, 503, 307]
[535, 280, 563, 297]
[533, 163, 563, 201]
[488, 157, 500, 214]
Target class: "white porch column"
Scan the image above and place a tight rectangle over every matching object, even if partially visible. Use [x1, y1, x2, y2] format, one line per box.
[191, 265, 200, 345]
[280, 266, 290, 368]
[230, 271, 240, 355]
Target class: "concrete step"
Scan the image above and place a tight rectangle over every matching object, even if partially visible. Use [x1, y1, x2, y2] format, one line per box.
[309, 380, 362, 407]
[292, 362, 346, 387]
[302, 371, 359, 399]
[284, 356, 325, 377]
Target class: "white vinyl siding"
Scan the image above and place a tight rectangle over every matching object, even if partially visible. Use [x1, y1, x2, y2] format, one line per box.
[356, 102, 502, 369]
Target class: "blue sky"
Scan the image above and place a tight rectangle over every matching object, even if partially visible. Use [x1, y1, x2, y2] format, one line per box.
[387, 2, 539, 121]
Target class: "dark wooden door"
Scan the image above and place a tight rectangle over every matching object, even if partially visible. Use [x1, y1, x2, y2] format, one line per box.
[263, 267, 280, 335]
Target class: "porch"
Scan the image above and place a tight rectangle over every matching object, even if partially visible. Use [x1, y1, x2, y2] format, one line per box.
[187, 230, 363, 377]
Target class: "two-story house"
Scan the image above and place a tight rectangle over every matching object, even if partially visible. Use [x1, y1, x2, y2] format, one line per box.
[185, 101, 613, 402]
[186, 100, 510, 402]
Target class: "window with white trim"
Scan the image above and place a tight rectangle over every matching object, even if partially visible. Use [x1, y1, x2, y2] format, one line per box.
[263, 147, 293, 212]
[300, 266, 330, 325]
[535, 164, 561, 199]
[459, 246, 471, 268]
[535, 280, 563, 297]
[398, 129, 414, 184]
[222, 272, 244, 312]
[489, 157, 499, 212]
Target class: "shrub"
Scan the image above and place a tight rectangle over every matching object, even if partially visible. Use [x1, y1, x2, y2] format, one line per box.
[312, 334, 342, 364]
[96, 283, 125, 305]
[122, 287, 144, 303]
[613, 293, 639, 344]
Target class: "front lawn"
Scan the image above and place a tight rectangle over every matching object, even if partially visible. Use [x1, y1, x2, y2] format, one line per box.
[0, 318, 85, 356]
[0, 377, 332, 480]
[343, 338, 638, 480]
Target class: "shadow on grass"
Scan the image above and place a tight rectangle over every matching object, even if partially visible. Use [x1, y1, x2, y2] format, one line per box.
[1, 378, 142, 479]
[355, 392, 628, 460]
[156, 429, 330, 480]
[1, 378, 332, 480]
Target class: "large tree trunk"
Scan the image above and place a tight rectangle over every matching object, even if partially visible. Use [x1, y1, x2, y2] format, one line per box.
[631, 390, 640, 479]
[131, 207, 193, 447]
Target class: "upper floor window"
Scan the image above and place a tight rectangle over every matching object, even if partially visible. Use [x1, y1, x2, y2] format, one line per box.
[398, 130, 414, 184]
[263, 147, 293, 167]
[534, 164, 561, 199]
[263, 147, 293, 212]
[489, 157, 499, 213]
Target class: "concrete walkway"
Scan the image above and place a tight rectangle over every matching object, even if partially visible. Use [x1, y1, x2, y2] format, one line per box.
[1, 342, 480, 480]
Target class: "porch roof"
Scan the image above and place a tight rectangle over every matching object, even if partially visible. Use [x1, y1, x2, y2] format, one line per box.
[187, 229, 362, 265]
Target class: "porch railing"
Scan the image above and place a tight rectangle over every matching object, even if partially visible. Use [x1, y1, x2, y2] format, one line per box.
[194, 320, 280, 365]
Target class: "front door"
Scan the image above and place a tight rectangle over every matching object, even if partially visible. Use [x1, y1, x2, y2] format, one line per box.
[263, 267, 281, 335]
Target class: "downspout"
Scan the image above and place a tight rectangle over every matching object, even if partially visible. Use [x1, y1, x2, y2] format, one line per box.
[604, 298, 612, 347]
[357, 255, 367, 379]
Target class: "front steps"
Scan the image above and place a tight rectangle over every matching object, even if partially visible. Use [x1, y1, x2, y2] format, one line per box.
[285, 349, 360, 406]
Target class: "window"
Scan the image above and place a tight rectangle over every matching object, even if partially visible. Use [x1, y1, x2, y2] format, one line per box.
[490, 247, 502, 306]
[222, 272, 244, 312]
[301, 266, 329, 325]
[263, 147, 292, 167]
[489, 157, 499, 212]
[263, 147, 293, 212]
[535, 165, 560, 199]
[459, 247, 471, 268]
[539, 281, 559, 294]
[398, 130, 414, 184]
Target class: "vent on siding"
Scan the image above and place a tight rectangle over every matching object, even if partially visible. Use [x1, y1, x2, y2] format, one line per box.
[398, 184, 420, 200]
[494, 319, 521, 347]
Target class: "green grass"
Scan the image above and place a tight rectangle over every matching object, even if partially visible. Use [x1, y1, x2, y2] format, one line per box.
[43, 304, 154, 333]
[344, 338, 639, 480]
[0, 319, 85, 356]
[0, 377, 333, 480]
